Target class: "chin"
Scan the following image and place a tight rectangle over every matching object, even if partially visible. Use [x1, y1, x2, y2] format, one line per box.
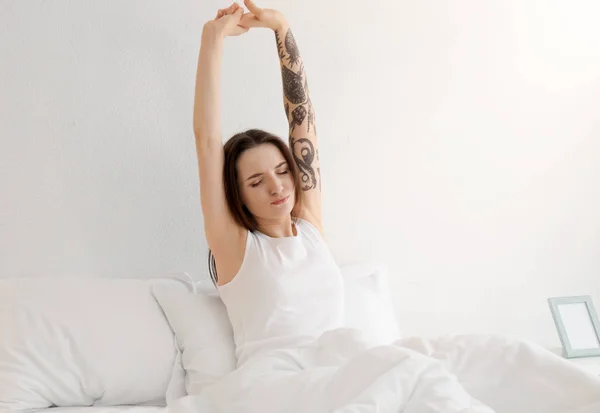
[268, 202, 294, 219]
[274, 205, 294, 218]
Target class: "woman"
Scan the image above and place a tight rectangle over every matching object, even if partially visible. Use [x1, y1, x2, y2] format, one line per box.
[186, 2, 600, 413]
[194, 0, 344, 368]
[191, 3, 493, 413]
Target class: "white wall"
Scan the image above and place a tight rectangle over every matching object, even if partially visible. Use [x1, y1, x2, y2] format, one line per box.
[1, 0, 599, 348]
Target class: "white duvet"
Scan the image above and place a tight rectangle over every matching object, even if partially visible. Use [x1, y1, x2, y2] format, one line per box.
[166, 329, 600, 413]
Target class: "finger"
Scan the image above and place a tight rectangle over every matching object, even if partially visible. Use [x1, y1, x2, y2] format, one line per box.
[238, 12, 253, 25]
[239, 13, 265, 28]
[232, 7, 244, 20]
[226, 3, 238, 14]
[215, 9, 224, 19]
[244, 0, 262, 18]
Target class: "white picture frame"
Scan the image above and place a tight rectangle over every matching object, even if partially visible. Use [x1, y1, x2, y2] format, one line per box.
[548, 295, 600, 358]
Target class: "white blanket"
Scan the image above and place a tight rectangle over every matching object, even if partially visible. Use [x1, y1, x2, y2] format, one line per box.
[167, 329, 600, 413]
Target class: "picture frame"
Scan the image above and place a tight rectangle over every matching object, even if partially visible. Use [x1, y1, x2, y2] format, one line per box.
[548, 295, 600, 358]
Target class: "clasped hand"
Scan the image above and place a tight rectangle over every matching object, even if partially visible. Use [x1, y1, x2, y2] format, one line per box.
[206, 0, 287, 38]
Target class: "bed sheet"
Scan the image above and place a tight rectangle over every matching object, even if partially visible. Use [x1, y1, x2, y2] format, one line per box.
[166, 331, 600, 413]
[33, 407, 166, 413]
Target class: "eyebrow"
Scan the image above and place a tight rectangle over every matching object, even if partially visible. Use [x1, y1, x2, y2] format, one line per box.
[245, 161, 288, 181]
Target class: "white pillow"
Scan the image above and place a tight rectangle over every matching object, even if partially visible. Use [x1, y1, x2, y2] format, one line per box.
[0, 276, 185, 411]
[341, 263, 401, 346]
[151, 286, 237, 399]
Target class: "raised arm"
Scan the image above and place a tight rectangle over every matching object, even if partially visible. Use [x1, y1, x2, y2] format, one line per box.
[194, 4, 247, 276]
[241, 0, 323, 231]
[276, 24, 322, 220]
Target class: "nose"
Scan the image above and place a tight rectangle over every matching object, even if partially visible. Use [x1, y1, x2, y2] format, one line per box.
[268, 176, 283, 196]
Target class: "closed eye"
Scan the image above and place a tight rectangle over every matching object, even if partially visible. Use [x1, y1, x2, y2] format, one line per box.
[250, 180, 262, 188]
[277, 169, 289, 175]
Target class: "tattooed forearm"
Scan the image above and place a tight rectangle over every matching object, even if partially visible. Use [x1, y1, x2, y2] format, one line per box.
[275, 24, 320, 192]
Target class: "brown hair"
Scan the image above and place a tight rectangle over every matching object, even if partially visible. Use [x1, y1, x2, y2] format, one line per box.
[208, 129, 304, 285]
[222, 128, 304, 231]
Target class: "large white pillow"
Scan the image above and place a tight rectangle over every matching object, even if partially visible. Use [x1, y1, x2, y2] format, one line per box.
[0, 276, 186, 411]
[151, 286, 237, 400]
[341, 263, 402, 346]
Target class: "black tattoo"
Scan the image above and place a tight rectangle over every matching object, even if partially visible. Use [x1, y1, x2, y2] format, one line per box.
[285, 30, 301, 67]
[274, 29, 285, 60]
[281, 65, 306, 104]
[290, 105, 307, 132]
[290, 138, 318, 191]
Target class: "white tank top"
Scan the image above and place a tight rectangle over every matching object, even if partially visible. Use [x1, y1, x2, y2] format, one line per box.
[217, 218, 345, 367]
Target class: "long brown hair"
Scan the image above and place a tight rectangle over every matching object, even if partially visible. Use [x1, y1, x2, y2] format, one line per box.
[208, 129, 304, 284]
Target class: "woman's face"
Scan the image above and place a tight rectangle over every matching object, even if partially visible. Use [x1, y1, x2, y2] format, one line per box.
[237, 143, 295, 222]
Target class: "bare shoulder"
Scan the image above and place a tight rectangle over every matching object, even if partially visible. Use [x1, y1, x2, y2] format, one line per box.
[211, 227, 248, 286]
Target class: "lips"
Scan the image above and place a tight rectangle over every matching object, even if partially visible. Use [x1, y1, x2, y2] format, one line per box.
[271, 195, 290, 205]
